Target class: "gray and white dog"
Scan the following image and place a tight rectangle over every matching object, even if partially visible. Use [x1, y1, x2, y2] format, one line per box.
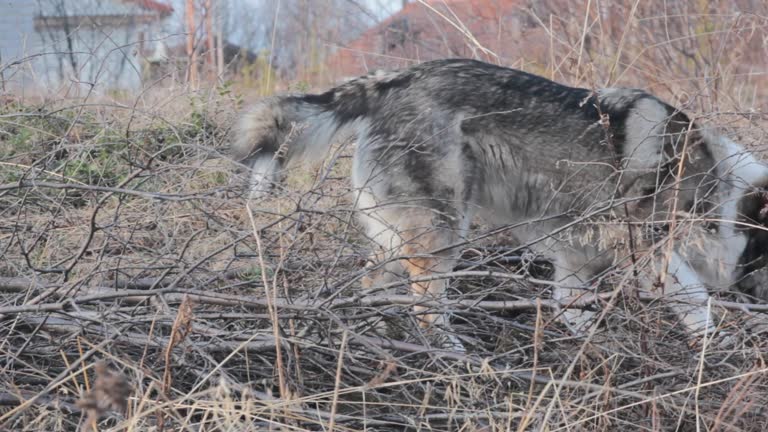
[233, 59, 768, 341]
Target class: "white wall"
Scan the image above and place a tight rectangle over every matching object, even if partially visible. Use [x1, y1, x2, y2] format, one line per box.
[0, 0, 168, 95]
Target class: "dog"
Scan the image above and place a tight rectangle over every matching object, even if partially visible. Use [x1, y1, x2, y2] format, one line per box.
[232, 58, 768, 344]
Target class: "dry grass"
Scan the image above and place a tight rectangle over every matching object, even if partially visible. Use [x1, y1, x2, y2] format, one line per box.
[1, 1, 768, 431]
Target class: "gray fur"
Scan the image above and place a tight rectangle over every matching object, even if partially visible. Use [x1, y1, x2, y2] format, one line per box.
[233, 59, 768, 340]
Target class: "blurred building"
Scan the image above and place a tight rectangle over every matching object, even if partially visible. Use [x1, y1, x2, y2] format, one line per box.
[327, 0, 549, 80]
[0, 0, 173, 95]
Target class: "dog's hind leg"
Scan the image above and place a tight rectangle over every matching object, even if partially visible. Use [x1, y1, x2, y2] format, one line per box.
[361, 250, 405, 291]
[365, 204, 466, 350]
[399, 218, 464, 350]
[399, 230, 458, 330]
[355, 190, 406, 291]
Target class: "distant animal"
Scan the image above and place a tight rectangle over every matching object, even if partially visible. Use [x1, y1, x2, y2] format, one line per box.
[232, 58, 768, 346]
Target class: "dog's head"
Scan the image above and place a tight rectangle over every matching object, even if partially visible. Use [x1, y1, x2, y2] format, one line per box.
[733, 179, 768, 301]
[628, 131, 768, 301]
[708, 134, 768, 301]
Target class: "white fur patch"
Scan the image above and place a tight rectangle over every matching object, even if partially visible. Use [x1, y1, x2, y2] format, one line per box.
[248, 155, 279, 201]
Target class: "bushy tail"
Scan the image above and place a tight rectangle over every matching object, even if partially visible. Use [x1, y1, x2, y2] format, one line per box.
[232, 93, 356, 199]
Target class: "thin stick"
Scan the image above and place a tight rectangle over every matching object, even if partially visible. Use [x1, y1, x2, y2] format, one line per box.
[327, 331, 348, 432]
[247, 203, 289, 411]
[265, 0, 281, 96]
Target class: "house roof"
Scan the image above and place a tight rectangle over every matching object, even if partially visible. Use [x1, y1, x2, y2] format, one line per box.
[124, 0, 174, 15]
[327, 0, 549, 79]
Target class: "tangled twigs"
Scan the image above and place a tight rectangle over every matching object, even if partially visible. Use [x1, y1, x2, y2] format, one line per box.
[2, 276, 768, 317]
[1, 79, 767, 430]
[0, 181, 209, 201]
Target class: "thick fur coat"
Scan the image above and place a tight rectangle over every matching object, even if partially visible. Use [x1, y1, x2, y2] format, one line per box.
[233, 59, 768, 340]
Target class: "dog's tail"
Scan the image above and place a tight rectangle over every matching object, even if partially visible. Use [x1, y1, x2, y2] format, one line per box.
[232, 91, 362, 200]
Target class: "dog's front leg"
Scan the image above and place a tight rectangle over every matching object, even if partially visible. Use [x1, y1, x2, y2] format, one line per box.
[653, 251, 717, 337]
[551, 267, 599, 334]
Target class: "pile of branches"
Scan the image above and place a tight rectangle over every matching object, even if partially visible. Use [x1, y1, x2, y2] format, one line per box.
[0, 102, 767, 431]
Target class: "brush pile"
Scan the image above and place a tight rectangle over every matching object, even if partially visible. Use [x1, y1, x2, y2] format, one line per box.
[1, 97, 767, 432]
